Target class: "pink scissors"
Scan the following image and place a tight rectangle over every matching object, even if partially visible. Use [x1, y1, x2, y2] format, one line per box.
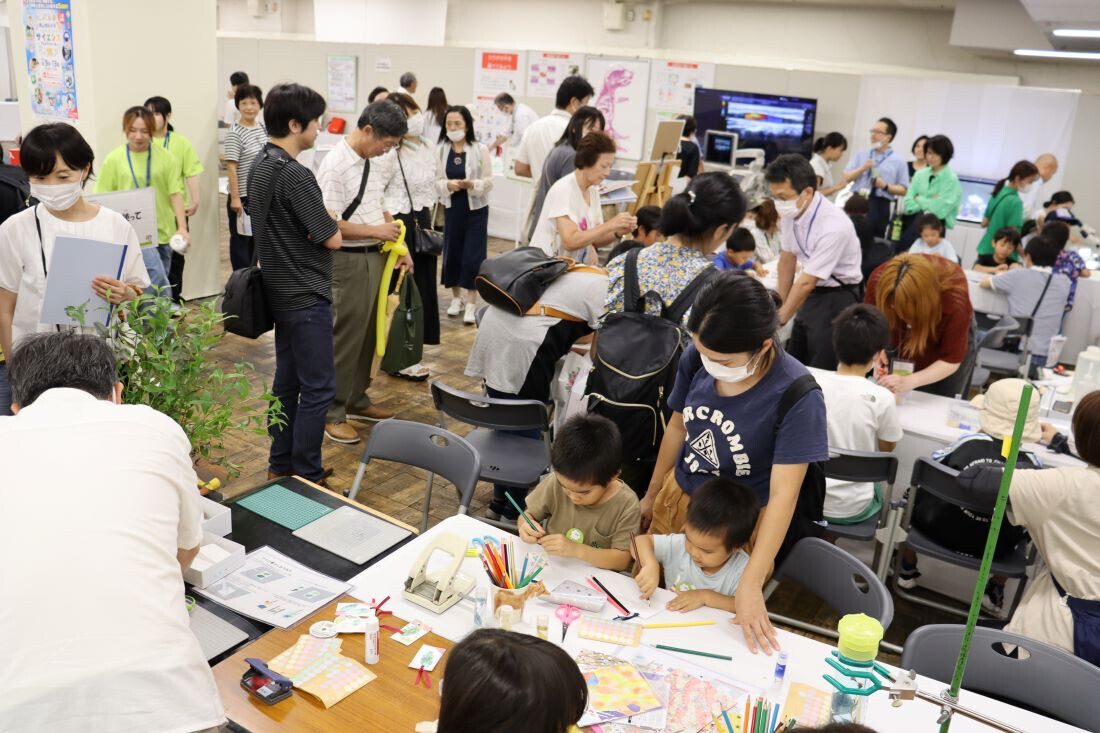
[555, 604, 581, 642]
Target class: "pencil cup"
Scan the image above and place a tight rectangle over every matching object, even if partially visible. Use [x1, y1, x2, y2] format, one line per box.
[490, 586, 529, 623]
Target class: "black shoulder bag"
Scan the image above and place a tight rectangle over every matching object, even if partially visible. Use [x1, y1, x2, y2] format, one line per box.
[221, 149, 287, 338]
[773, 373, 827, 567]
[342, 157, 371, 221]
[396, 150, 444, 256]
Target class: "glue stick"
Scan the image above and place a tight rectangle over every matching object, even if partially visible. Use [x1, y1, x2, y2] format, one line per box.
[364, 612, 380, 665]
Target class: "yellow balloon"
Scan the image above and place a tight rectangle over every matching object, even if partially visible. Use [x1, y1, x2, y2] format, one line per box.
[376, 220, 408, 358]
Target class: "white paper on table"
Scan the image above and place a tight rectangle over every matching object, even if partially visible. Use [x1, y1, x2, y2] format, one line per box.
[39, 236, 128, 326]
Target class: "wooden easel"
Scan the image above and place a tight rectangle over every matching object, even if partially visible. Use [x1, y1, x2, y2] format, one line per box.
[629, 158, 681, 213]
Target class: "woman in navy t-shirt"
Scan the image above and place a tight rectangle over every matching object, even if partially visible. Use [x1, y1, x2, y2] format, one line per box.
[641, 270, 829, 654]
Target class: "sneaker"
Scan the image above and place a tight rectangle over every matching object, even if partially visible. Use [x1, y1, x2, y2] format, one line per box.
[347, 405, 395, 422]
[896, 564, 922, 590]
[464, 303, 478, 325]
[982, 583, 1006, 616]
[324, 421, 360, 444]
[446, 297, 464, 317]
[484, 507, 502, 521]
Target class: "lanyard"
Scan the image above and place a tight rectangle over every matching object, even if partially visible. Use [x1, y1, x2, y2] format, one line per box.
[793, 196, 823, 259]
[126, 145, 151, 189]
[162, 131, 171, 149]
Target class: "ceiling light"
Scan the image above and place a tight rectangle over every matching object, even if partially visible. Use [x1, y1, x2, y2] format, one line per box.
[1015, 48, 1100, 60]
[1053, 29, 1100, 38]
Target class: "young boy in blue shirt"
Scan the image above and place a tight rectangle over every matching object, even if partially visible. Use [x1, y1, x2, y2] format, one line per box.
[713, 227, 768, 276]
[633, 476, 758, 612]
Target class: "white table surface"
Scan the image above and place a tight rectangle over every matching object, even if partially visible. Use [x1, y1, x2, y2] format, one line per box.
[347, 515, 1083, 732]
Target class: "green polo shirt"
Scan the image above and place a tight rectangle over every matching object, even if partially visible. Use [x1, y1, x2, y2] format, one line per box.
[903, 164, 961, 228]
[977, 186, 1025, 259]
[95, 144, 184, 245]
[154, 131, 203, 208]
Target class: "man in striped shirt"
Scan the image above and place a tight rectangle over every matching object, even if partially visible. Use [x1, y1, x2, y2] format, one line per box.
[316, 101, 410, 445]
[249, 83, 342, 484]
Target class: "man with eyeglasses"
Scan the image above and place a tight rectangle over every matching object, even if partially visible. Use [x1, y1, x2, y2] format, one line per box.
[316, 99, 412, 446]
[842, 117, 909, 237]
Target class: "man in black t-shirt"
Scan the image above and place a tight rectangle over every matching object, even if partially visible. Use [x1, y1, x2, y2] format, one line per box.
[249, 84, 342, 483]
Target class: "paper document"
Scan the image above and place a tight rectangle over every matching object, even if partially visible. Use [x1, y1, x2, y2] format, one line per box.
[598, 179, 636, 195]
[192, 546, 351, 629]
[86, 188, 157, 246]
[39, 236, 127, 327]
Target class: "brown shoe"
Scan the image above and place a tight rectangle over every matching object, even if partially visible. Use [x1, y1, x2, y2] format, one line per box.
[347, 404, 395, 422]
[324, 421, 360, 444]
[267, 471, 291, 481]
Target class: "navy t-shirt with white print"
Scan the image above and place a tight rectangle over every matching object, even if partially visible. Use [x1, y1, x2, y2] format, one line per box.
[668, 345, 829, 505]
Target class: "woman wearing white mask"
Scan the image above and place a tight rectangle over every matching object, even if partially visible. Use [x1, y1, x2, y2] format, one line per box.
[435, 105, 492, 325]
[976, 159, 1040, 262]
[641, 269, 828, 657]
[377, 92, 438, 379]
[0, 123, 149, 411]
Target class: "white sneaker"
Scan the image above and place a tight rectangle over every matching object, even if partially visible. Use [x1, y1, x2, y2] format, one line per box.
[446, 297, 464, 317]
[464, 303, 478, 325]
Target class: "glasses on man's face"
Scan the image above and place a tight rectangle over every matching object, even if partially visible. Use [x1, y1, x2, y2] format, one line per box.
[870, 128, 887, 136]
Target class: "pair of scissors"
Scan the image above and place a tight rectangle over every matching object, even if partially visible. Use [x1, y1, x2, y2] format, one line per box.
[556, 604, 581, 642]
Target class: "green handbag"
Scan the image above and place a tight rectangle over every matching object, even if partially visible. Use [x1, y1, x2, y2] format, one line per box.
[379, 272, 424, 374]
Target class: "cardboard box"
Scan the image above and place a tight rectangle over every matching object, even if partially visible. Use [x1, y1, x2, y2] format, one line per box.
[199, 495, 232, 537]
[184, 532, 245, 588]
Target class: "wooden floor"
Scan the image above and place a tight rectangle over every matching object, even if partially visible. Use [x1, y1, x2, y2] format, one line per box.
[202, 196, 961, 657]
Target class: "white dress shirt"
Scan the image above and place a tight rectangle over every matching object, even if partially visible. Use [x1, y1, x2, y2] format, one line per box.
[779, 192, 863, 286]
[513, 109, 571, 181]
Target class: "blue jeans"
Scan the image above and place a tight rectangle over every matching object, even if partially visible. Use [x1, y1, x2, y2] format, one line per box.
[0, 362, 11, 416]
[1029, 353, 1047, 380]
[141, 245, 172, 296]
[269, 301, 337, 481]
[485, 386, 542, 519]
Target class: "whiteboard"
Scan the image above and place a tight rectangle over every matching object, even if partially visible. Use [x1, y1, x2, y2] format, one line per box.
[0, 101, 21, 140]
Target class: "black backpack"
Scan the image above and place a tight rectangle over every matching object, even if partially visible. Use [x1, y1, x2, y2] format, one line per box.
[0, 164, 30, 226]
[475, 247, 602, 317]
[774, 373, 827, 567]
[586, 248, 716, 462]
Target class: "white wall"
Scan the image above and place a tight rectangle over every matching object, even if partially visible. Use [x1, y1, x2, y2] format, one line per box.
[314, 0, 447, 45]
[446, 0, 658, 50]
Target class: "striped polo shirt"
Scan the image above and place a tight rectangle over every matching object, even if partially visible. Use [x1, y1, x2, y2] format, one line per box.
[223, 123, 268, 198]
[249, 144, 340, 311]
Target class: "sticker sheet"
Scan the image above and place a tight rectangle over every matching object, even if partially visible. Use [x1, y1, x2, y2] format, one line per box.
[583, 663, 663, 722]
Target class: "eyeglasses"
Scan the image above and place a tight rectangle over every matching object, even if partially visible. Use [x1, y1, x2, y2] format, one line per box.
[869, 128, 888, 135]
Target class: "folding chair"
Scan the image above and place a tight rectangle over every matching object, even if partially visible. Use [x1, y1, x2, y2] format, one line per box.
[822, 448, 899, 582]
[765, 537, 894, 644]
[348, 419, 480, 533]
[430, 380, 551, 532]
[901, 624, 1100, 731]
[892, 457, 1030, 619]
[975, 311, 1031, 381]
[965, 313, 1020, 394]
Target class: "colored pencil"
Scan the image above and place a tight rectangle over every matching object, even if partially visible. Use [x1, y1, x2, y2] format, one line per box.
[648, 643, 732, 661]
[742, 699, 750, 733]
[643, 620, 716, 629]
[502, 543, 510, 586]
[588, 576, 630, 616]
[506, 493, 541, 533]
[479, 555, 499, 586]
[520, 555, 529, 585]
[722, 708, 735, 733]
[769, 704, 779, 733]
[520, 565, 544, 588]
[485, 545, 511, 589]
[750, 700, 757, 733]
[629, 531, 640, 561]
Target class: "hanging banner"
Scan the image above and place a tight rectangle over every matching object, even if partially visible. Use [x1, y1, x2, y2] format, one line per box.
[327, 55, 358, 113]
[22, 0, 78, 120]
[587, 58, 651, 161]
[473, 50, 526, 147]
[526, 51, 586, 99]
[650, 60, 716, 113]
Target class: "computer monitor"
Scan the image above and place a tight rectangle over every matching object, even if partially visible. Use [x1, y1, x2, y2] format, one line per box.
[694, 87, 817, 164]
[957, 175, 998, 224]
[703, 130, 738, 168]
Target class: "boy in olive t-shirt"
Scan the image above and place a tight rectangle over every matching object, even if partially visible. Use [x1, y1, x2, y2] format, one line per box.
[517, 415, 640, 571]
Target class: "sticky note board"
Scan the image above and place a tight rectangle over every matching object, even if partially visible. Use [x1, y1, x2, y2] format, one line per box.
[293, 652, 376, 708]
[782, 682, 832, 726]
[578, 614, 643, 647]
[237, 484, 333, 530]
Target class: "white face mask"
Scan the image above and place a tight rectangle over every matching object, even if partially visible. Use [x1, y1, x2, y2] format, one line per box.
[446, 129, 465, 143]
[406, 113, 424, 137]
[774, 191, 808, 221]
[1020, 181, 1035, 194]
[31, 180, 84, 211]
[700, 350, 759, 384]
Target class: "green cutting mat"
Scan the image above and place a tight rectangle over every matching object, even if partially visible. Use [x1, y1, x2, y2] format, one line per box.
[237, 484, 334, 530]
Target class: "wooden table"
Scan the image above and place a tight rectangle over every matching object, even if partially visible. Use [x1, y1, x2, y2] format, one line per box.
[212, 596, 450, 732]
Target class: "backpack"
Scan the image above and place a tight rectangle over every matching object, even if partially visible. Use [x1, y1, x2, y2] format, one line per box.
[586, 248, 716, 462]
[774, 373, 827, 567]
[475, 246, 603, 319]
[0, 164, 30, 226]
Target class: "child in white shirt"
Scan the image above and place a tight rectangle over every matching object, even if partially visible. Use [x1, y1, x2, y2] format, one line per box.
[634, 477, 758, 612]
[814, 304, 902, 522]
[907, 213, 959, 263]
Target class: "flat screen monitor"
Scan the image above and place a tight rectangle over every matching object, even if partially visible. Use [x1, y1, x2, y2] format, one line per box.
[957, 175, 998, 224]
[693, 87, 817, 164]
[703, 130, 738, 167]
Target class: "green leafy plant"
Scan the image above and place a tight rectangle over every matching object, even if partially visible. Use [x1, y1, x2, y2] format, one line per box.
[68, 289, 284, 477]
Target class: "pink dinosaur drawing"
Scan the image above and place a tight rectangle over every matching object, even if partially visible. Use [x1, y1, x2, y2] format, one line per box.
[594, 66, 635, 147]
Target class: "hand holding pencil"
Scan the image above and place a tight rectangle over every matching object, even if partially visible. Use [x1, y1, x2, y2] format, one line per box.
[515, 511, 545, 543]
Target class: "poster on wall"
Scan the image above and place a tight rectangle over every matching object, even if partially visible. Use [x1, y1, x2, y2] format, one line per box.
[650, 60, 715, 113]
[473, 49, 526, 147]
[326, 55, 357, 113]
[22, 0, 78, 120]
[527, 51, 586, 99]
[586, 57, 650, 161]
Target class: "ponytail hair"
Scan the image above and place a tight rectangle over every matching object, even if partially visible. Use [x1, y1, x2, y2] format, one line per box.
[992, 160, 1039, 197]
[143, 96, 174, 133]
[658, 172, 746, 246]
[687, 270, 782, 354]
[813, 131, 847, 154]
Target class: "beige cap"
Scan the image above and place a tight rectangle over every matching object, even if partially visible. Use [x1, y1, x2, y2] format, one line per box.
[970, 378, 1041, 443]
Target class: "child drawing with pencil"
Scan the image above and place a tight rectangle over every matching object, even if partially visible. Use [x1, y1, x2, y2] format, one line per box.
[633, 477, 758, 612]
[516, 415, 640, 571]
